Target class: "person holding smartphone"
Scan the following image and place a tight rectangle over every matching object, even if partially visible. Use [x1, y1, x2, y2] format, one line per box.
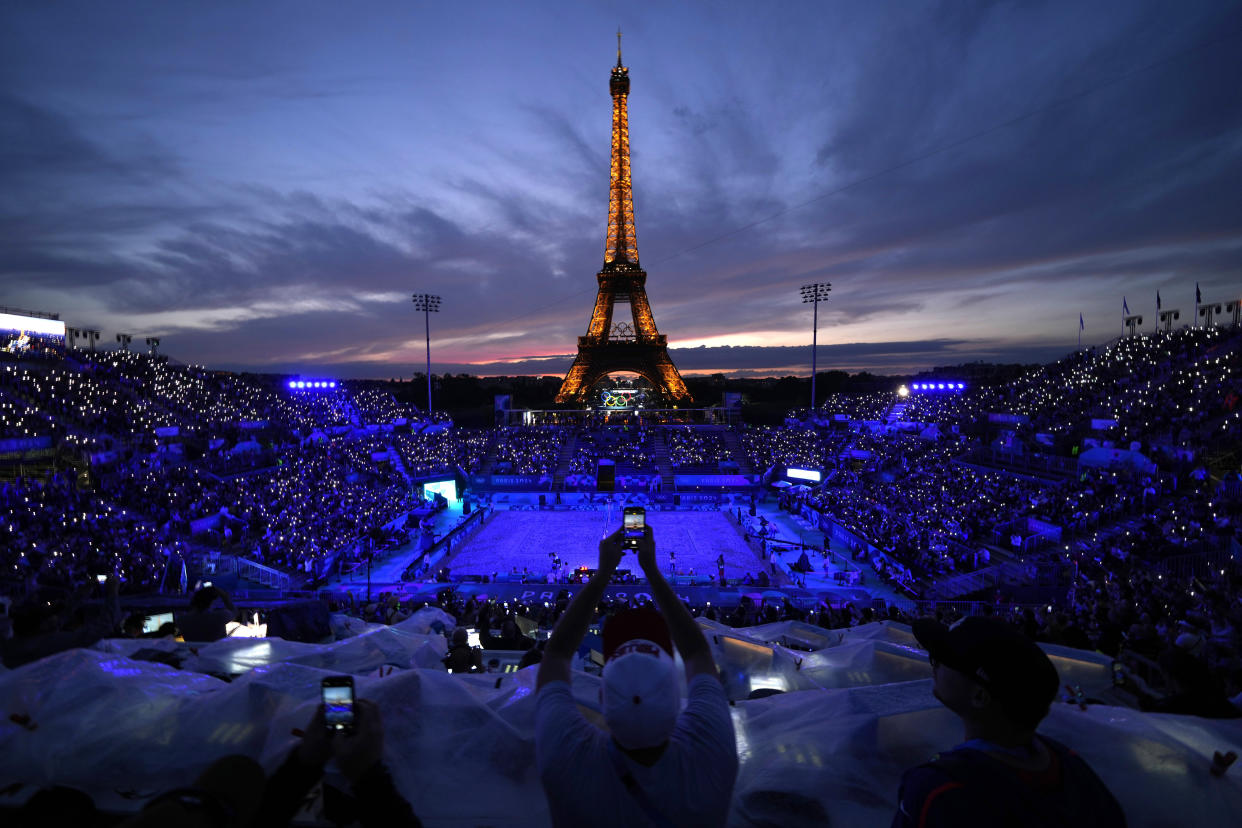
[254, 678, 421, 827]
[534, 518, 738, 827]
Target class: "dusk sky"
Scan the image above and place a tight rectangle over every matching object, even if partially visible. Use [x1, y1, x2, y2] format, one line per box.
[3, 1, 1241, 379]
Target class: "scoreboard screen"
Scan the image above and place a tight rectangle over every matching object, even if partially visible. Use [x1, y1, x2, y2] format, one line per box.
[0, 312, 65, 359]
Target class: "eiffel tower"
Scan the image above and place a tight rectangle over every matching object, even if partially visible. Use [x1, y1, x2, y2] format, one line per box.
[555, 34, 691, 406]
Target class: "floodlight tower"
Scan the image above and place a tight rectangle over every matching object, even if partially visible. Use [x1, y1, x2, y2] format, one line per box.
[83, 329, 100, 351]
[800, 282, 832, 410]
[116, 333, 132, 351]
[411, 293, 442, 416]
[145, 337, 160, 356]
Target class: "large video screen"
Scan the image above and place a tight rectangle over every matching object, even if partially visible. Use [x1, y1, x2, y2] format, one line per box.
[0, 312, 66, 359]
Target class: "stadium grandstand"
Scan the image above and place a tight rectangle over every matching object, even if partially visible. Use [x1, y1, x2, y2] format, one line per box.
[1, 320, 1241, 825]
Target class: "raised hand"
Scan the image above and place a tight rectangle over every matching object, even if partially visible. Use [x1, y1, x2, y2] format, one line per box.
[334, 699, 385, 782]
[295, 704, 333, 769]
[599, 527, 625, 573]
[636, 526, 656, 575]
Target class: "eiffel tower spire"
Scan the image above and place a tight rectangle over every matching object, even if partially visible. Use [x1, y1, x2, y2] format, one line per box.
[555, 42, 691, 406]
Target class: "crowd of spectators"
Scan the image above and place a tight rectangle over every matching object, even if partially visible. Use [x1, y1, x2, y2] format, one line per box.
[666, 427, 734, 469]
[792, 439, 1044, 584]
[567, 426, 656, 474]
[391, 428, 488, 477]
[2, 473, 176, 593]
[488, 426, 566, 475]
[895, 387, 979, 424]
[0, 351, 496, 593]
[740, 424, 848, 473]
[3, 326, 1242, 706]
[0, 350, 431, 450]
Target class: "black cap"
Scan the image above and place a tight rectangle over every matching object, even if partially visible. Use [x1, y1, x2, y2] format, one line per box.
[914, 616, 1060, 728]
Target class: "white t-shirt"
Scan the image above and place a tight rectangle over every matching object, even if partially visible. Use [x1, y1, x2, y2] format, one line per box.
[535, 673, 738, 828]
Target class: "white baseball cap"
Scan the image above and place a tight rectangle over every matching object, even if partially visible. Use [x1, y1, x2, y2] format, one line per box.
[603, 638, 680, 750]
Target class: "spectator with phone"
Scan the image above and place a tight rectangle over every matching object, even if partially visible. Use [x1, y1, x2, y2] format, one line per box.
[255, 696, 420, 827]
[176, 585, 237, 642]
[534, 523, 738, 827]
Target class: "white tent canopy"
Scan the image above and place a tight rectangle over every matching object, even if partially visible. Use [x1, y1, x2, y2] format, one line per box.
[0, 618, 1238, 826]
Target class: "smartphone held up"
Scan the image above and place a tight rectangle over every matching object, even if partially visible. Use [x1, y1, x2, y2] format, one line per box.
[322, 676, 355, 733]
[623, 506, 645, 548]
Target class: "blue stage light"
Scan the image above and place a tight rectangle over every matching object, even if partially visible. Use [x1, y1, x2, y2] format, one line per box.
[329, 381, 337, 388]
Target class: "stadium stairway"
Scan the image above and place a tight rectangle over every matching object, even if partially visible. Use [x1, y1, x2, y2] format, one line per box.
[387, 446, 414, 488]
[476, 436, 500, 477]
[721, 428, 754, 477]
[653, 429, 675, 491]
[884, 401, 907, 425]
[552, 434, 578, 489]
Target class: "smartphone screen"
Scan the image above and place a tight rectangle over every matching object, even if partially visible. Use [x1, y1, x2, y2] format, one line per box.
[322, 679, 355, 731]
[142, 612, 173, 635]
[623, 507, 645, 546]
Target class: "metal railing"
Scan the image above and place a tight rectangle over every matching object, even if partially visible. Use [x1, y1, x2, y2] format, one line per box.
[1157, 543, 1242, 579]
[235, 557, 294, 590]
[401, 507, 489, 580]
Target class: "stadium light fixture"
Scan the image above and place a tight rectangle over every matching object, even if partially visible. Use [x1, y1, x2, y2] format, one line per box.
[800, 282, 831, 410]
[1158, 309, 1180, 332]
[412, 293, 442, 416]
[1197, 302, 1223, 327]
